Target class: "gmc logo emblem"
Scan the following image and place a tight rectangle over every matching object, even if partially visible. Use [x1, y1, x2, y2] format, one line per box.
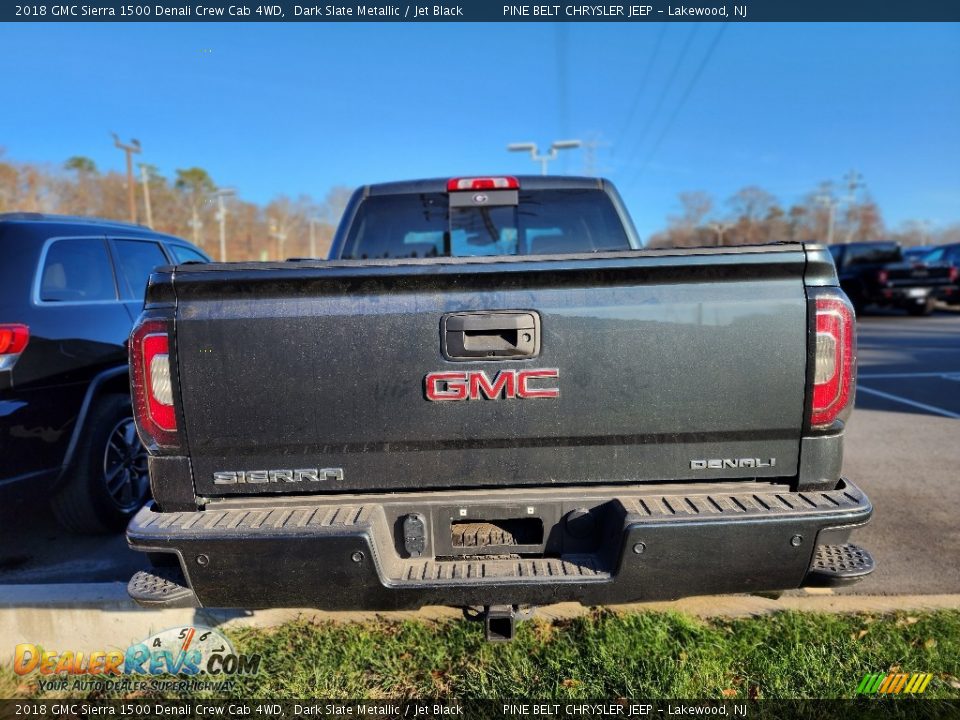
[425, 369, 559, 401]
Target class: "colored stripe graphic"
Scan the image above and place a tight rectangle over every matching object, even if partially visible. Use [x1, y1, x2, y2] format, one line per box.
[857, 672, 933, 695]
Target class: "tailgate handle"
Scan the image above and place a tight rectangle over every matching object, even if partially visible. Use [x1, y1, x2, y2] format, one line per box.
[442, 311, 540, 360]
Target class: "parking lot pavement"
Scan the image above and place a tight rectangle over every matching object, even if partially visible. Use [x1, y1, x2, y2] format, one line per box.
[836, 307, 960, 596]
[0, 307, 957, 599]
[855, 309, 960, 417]
[0, 481, 149, 585]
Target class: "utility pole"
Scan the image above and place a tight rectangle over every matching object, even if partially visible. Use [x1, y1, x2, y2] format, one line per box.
[581, 133, 610, 176]
[111, 133, 141, 222]
[138, 164, 154, 229]
[507, 139, 582, 175]
[308, 217, 321, 258]
[708, 221, 733, 247]
[211, 187, 236, 262]
[188, 209, 203, 247]
[816, 192, 838, 245]
[842, 169, 865, 243]
[268, 219, 287, 260]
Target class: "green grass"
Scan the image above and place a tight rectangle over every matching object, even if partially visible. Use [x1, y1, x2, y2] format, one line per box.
[4, 610, 960, 700]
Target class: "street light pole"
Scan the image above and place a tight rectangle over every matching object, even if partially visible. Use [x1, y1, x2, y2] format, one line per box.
[507, 139, 582, 175]
[708, 221, 732, 247]
[211, 187, 236, 262]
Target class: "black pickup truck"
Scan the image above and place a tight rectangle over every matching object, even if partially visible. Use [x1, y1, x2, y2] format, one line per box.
[829, 241, 957, 315]
[125, 176, 873, 640]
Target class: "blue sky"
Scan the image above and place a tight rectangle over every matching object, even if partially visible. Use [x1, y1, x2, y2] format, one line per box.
[1, 22, 958, 239]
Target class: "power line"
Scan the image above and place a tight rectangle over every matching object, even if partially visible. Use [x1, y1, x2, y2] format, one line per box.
[613, 23, 668, 152]
[627, 23, 729, 187]
[555, 23, 569, 137]
[619, 23, 701, 172]
[555, 24, 571, 173]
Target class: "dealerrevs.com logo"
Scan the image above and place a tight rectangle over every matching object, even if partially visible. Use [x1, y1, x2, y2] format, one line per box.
[14, 626, 260, 692]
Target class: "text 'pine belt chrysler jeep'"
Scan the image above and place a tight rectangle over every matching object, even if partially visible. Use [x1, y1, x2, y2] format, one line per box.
[124, 176, 873, 640]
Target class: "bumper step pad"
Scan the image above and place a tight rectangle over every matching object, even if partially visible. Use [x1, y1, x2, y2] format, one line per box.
[805, 543, 875, 587]
[401, 555, 608, 584]
[127, 566, 197, 608]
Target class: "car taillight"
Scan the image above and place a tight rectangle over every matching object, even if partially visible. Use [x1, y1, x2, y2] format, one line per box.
[810, 295, 855, 429]
[876, 270, 888, 284]
[0, 324, 29, 371]
[130, 318, 179, 449]
[950, 266, 959, 283]
[447, 177, 519, 191]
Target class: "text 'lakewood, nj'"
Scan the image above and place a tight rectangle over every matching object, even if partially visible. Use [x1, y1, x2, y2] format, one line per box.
[502, 4, 746, 17]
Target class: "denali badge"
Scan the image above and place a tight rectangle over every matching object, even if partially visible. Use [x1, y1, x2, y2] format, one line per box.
[690, 458, 777, 470]
[213, 468, 344, 485]
[425, 369, 559, 401]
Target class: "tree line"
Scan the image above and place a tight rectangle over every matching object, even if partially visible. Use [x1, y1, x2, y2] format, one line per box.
[648, 183, 959, 249]
[2, 148, 956, 254]
[0, 149, 350, 261]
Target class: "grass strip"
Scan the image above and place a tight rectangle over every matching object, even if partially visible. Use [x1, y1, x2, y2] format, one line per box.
[3, 609, 959, 699]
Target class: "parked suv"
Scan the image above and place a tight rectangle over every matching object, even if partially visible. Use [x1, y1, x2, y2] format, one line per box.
[0, 213, 209, 533]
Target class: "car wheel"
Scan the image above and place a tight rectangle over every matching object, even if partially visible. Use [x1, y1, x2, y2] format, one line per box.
[50, 393, 150, 534]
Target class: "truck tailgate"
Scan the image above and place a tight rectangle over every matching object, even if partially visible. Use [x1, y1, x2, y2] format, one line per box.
[172, 249, 809, 497]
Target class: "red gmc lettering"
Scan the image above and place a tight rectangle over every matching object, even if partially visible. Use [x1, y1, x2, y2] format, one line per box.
[517, 368, 560, 399]
[425, 369, 559, 401]
[469, 370, 516, 399]
[424, 371, 468, 401]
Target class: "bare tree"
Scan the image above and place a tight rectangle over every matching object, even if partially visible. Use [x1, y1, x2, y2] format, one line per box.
[727, 186, 777, 244]
[63, 156, 100, 214]
[175, 167, 216, 250]
[320, 186, 353, 227]
[660, 192, 715, 247]
[845, 196, 885, 242]
[0, 148, 20, 212]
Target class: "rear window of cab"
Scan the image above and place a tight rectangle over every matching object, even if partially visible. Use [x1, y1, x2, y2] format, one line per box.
[340, 189, 632, 259]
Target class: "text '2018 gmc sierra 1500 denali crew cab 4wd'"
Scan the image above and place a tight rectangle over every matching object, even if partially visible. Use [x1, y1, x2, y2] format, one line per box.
[125, 176, 873, 640]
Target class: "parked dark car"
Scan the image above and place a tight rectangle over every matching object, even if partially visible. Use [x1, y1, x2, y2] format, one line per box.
[918, 243, 960, 306]
[828, 241, 957, 315]
[0, 213, 209, 533]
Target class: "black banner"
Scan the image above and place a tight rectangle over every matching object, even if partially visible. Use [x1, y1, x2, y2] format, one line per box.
[2, 701, 960, 720]
[3, 0, 960, 22]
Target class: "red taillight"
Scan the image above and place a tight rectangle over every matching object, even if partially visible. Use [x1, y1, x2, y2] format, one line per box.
[876, 270, 889, 284]
[447, 176, 519, 191]
[0, 324, 29, 371]
[130, 318, 178, 449]
[949, 266, 959, 283]
[811, 296, 855, 429]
